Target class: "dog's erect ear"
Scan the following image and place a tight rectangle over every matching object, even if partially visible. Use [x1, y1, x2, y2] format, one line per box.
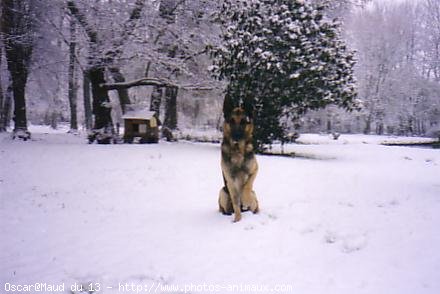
[243, 96, 254, 120]
[223, 93, 234, 120]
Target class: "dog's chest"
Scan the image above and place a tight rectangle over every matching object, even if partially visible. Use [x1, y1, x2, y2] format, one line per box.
[228, 153, 253, 176]
[230, 152, 244, 166]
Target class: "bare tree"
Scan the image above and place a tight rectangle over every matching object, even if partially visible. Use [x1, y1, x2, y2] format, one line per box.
[1, 0, 36, 139]
[144, 0, 221, 135]
[155, 0, 182, 135]
[0, 38, 5, 132]
[0, 71, 13, 132]
[83, 71, 92, 130]
[421, 0, 440, 81]
[346, 0, 440, 136]
[68, 18, 78, 131]
[66, 0, 146, 143]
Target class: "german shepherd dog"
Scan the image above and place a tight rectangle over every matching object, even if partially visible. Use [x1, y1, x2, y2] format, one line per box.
[219, 95, 259, 222]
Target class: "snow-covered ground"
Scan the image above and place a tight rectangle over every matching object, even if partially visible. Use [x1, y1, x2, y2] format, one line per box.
[1, 130, 440, 294]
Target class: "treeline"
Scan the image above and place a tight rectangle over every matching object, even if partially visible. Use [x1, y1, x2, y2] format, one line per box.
[0, 0, 219, 141]
[303, 0, 440, 137]
[1, 0, 439, 143]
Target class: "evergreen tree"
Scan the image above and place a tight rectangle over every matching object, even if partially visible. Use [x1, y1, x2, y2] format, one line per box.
[212, 0, 359, 150]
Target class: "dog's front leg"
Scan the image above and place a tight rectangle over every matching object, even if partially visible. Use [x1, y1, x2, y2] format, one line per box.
[242, 172, 259, 213]
[242, 160, 259, 213]
[227, 181, 242, 222]
[221, 161, 242, 222]
[222, 177, 241, 222]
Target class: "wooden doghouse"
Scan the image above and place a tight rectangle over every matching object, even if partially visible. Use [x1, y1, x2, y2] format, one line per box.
[122, 110, 159, 143]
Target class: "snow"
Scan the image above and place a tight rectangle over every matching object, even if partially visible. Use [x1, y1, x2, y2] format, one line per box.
[122, 110, 156, 120]
[1, 132, 440, 294]
[295, 133, 437, 145]
[289, 73, 300, 79]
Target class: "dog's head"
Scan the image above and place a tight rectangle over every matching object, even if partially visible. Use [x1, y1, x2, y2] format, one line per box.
[222, 94, 254, 147]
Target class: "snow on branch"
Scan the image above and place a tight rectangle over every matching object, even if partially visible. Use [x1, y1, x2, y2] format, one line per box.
[101, 78, 174, 90]
[66, 1, 98, 43]
[101, 78, 215, 91]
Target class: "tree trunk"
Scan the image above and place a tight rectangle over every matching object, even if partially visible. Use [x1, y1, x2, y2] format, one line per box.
[1, 0, 33, 139]
[364, 115, 372, 135]
[2, 79, 13, 130]
[376, 122, 384, 135]
[83, 71, 93, 130]
[163, 86, 178, 130]
[68, 19, 78, 130]
[0, 46, 5, 132]
[150, 86, 163, 116]
[0, 92, 4, 132]
[11, 70, 28, 132]
[326, 117, 332, 133]
[1, 90, 13, 131]
[89, 66, 114, 143]
[152, 0, 182, 137]
[109, 67, 131, 113]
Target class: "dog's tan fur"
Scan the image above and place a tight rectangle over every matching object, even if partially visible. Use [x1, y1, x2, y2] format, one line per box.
[219, 105, 259, 222]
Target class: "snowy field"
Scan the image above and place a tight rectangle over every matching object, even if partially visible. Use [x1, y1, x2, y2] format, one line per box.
[1, 128, 440, 294]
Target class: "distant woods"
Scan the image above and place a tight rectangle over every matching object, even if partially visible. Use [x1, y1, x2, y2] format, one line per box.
[343, 0, 440, 136]
[306, 0, 440, 137]
[0, 0, 218, 142]
[0, 0, 439, 142]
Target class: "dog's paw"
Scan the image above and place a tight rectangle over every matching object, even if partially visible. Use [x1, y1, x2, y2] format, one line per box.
[252, 205, 260, 214]
[233, 214, 242, 222]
